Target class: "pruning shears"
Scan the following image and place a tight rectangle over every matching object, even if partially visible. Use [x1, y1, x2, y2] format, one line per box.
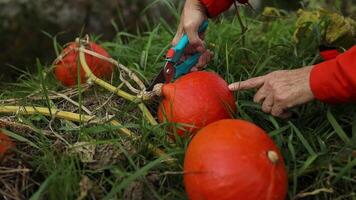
[147, 20, 209, 91]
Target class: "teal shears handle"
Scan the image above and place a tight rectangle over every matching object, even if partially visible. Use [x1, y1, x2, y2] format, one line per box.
[167, 20, 209, 79]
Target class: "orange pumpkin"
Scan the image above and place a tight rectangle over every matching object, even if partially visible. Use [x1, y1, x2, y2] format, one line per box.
[157, 71, 236, 136]
[184, 119, 288, 200]
[0, 131, 14, 155]
[54, 42, 113, 87]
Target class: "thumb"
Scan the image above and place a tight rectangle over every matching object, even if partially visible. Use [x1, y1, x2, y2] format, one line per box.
[172, 13, 185, 46]
[229, 76, 266, 91]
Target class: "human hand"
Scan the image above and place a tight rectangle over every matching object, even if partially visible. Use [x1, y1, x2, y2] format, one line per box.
[229, 66, 315, 118]
[172, 0, 213, 71]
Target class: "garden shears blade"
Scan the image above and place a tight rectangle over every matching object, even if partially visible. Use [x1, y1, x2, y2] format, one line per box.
[147, 62, 175, 89]
[147, 20, 209, 91]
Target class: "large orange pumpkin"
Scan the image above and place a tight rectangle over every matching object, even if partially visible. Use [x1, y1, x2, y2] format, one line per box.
[0, 131, 14, 155]
[157, 71, 236, 136]
[54, 42, 113, 87]
[184, 119, 288, 200]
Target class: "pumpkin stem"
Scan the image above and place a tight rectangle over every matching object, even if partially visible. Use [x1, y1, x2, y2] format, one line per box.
[153, 83, 163, 96]
[267, 150, 279, 164]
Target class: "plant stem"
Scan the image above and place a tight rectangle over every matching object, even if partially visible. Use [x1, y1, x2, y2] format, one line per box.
[78, 47, 158, 125]
[78, 48, 137, 102]
[234, 3, 251, 64]
[0, 105, 172, 163]
[138, 103, 158, 125]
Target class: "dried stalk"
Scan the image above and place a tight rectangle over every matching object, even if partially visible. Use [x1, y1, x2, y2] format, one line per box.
[0, 105, 173, 164]
[78, 46, 158, 125]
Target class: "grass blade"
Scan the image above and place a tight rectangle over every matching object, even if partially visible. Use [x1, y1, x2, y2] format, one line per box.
[30, 172, 56, 200]
[104, 156, 166, 200]
[1, 128, 39, 149]
[332, 158, 356, 184]
[297, 154, 318, 176]
[289, 122, 316, 156]
[327, 109, 350, 144]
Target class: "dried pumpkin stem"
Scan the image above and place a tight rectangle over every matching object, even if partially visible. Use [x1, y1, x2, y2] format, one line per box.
[78, 46, 158, 125]
[78, 47, 137, 102]
[0, 105, 173, 164]
[0, 105, 131, 135]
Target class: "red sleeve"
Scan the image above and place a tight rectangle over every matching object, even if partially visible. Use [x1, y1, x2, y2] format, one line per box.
[310, 45, 356, 103]
[199, 0, 234, 17]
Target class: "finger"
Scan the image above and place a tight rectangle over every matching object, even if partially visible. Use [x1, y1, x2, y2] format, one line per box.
[190, 66, 198, 72]
[229, 76, 266, 91]
[185, 33, 206, 55]
[271, 105, 284, 117]
[279, 111, 292, 119]
[253, 85, 268, 104]
[196, 50, 211, 69]
[206, 50, 213, 63]
[261, 95, 274, 113]
[185, 45, 198, 54]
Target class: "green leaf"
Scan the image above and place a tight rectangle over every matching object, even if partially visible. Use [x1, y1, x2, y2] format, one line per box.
[289, 122, 316, 156]
[327, 109, 351, 144]
[30, 171, 56, 200]
[269, 125, 290, 137]
[297, 154, 318, 176]
[104, 156, 166, 200]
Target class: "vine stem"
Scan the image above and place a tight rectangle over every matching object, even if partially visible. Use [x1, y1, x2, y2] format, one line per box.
[0, 105, 173, 164]
[233, 3, 251, 64]
[78, 46, 158, 125]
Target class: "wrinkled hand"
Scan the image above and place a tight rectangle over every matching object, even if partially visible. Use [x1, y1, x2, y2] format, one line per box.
[172, 0, 213, 71]
[229, 66, 315, 118]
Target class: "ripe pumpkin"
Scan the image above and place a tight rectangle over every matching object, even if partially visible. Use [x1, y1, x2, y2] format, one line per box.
[184, 119, 288, 200]
[54, 42, 113, 87]
[0, 131, 14, 155]
[157, 71, 236, 136]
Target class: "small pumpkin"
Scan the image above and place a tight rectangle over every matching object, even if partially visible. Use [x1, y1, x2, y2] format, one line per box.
[54, 42, 113, 87]
[0, 131, 14, 155]
[184, 119, 288, 200]
[157, 71, 236, 136]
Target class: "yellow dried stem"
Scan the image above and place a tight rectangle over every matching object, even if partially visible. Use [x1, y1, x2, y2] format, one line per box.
[0, 106, 134, 137]
[78, 47, 136, 102]
[0, 105, 172, 163]
[78, 46, 158, 125]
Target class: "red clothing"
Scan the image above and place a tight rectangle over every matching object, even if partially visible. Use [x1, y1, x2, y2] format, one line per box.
[199, 0, 356, 103]
[311, 46, 356, 103]
[199, 0, 234, 17]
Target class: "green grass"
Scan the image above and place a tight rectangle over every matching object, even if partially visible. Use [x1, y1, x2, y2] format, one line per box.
[1, 5, 356, 200]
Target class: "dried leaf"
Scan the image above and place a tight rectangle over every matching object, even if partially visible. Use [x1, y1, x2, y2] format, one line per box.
[294, 9, 356, 48]
[69, 142, 96, 163]
[77, 175, 93, 200]
[262, 7, 283, 18]
[88, 141, 136, 169]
